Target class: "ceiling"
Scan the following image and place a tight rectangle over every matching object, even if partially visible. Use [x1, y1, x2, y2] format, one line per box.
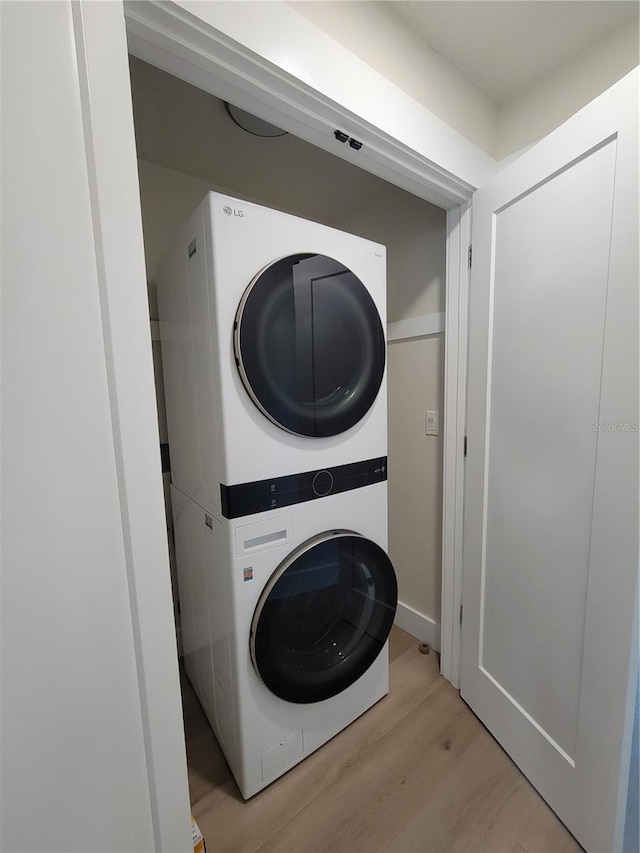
[387, 1, 639, 103]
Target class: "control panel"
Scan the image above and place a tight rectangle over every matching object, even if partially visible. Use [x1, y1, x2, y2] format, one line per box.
[220, 457, 387, 519]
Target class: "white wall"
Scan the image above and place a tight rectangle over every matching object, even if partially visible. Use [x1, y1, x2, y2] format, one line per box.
[131, 58, 446, 642]
[289, 0, 497, 155]
[497, 22, 640, 159]
[387, 337, 444, 629]
[288, 1, 639, 161]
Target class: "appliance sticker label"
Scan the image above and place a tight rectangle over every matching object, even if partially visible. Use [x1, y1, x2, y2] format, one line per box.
[243, 567, 253, 582]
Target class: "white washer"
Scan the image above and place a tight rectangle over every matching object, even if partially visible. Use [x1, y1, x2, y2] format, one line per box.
[170, 482, 396, 799]
[157, 192, 388, 519]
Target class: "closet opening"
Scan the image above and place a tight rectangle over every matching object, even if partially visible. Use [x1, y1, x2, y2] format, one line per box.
[129, 56, 448, 667]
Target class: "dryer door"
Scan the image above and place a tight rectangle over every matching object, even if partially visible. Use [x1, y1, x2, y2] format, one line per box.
[250, 531, 397, 704]
[234, 254, 385, 437]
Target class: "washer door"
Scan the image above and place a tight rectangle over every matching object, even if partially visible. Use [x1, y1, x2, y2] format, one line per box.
[234, 254, 385, 437]
[250, 531, 397, 704]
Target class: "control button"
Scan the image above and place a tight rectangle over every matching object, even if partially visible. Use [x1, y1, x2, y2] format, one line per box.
[312, 470, 334, 497]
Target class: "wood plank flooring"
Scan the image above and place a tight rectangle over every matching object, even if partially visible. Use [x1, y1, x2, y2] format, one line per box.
[183, 627, 583, 853]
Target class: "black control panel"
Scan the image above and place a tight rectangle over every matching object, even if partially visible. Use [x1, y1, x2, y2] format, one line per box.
[220, 457, 387, 519]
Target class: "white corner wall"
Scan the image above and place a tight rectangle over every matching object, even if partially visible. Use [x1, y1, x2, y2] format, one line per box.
[288, 0, 497, 155]
[496, 22, 640, 159]
[287, 0, 639, 163]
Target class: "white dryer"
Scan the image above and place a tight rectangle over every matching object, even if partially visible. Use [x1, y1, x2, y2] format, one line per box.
[157, 192, 388, 520]
[170, 480, 396, 799]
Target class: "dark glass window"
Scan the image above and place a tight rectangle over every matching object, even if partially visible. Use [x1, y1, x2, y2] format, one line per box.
[234, 254, 385, 437]
[250, 532, 397, 704]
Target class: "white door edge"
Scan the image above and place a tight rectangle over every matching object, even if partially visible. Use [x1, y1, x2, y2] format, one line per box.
[441, 202, 472, 687]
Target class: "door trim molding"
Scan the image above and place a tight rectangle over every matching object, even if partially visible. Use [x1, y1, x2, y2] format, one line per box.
[123, 0, 489, 210]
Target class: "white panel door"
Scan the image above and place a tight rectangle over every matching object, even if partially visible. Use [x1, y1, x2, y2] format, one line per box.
[461, 70, 638, 853]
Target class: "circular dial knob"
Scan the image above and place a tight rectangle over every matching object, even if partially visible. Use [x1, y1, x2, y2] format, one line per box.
[312, 470, 334, 497]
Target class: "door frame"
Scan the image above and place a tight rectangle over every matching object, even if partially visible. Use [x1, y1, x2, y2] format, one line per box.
[75, 0, 476, 845]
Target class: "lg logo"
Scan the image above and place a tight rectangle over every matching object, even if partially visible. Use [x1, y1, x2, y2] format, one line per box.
[223, 205, 244, 218]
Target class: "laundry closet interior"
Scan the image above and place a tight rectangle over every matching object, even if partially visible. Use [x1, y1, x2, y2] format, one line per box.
[130, 56, 447, 664]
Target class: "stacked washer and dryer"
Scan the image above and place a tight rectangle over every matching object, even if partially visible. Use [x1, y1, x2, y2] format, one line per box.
[157, 192, 398, 799]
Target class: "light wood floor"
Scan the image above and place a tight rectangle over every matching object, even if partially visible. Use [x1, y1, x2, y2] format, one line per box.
[183, 626, 583, 853]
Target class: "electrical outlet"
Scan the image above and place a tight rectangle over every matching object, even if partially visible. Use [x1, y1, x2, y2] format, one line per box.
[426, 411, 439, 436]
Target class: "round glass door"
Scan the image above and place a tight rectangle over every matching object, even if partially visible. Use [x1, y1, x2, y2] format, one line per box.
[234, 254, 385, 437]
[250, 531, 397, 704]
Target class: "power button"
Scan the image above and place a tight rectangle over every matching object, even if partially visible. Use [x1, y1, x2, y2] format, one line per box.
[312, 470, 334, 497]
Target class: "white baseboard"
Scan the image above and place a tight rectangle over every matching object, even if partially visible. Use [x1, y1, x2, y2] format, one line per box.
[394, 601, 441, 653]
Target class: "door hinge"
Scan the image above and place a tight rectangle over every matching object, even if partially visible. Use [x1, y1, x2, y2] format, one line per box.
[468, 244, 472, 269]
[463, 435, 468, 457]
[459, 604, 464, 625]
